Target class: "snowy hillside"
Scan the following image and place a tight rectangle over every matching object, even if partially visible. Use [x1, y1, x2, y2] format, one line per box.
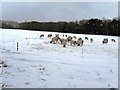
[0, 29, 118, 88]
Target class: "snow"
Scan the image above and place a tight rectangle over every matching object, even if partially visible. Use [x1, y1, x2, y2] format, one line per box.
[0, 29, 118, 88]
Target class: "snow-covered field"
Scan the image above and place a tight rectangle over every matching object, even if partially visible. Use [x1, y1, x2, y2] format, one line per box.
[0, 29, 118, 88]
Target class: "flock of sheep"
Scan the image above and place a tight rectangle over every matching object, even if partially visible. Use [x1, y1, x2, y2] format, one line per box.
[39, 33, 116, 47]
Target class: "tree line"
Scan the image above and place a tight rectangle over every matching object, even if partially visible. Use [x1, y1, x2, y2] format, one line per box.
[1, 18, 119, 36]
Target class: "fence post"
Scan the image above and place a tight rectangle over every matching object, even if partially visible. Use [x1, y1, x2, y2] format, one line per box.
[17, 42, 19, 51]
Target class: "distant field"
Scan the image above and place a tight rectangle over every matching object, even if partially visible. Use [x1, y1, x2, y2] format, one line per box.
[0, 29, 118, 88]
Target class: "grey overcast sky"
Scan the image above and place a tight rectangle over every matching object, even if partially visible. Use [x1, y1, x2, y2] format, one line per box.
[2, 2, 118, 22]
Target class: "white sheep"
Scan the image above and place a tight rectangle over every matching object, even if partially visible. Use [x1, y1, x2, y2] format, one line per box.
[73, 36, 77, 39]
[102, 38, 108, 44]
[78, 37, 82, 40]
[67, 36, 73, 42]
[111, 39, 116, 42]
[77, 38, 84, 46]
[62, 39, 67, 47]
[40, 34, 44, 38]
[59, 38, 65, 44]
[48, 34, 52, 38]
[65, 35, 67, 37]
[55, 34, 59, 37]
[70, 40, 77, 46]
[50, 36, 60, 44]
[85, 37, 88, 40]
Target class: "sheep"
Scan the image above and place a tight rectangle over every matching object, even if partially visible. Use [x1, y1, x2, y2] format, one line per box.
[48, 34, 52, 38]
[73, 36, 77, 39]
[62, 39, 67, 47]
[50, 37, 55, 44]
[90, 38, 93, 43]
[77, 38, 84, 46]
[40, 34, 44, 38]
[59, 38, 68, 47]
[102, 38, 108, 44]
[50, 37, 57, 44]
[59, 38, 65, 44]
[66, 36, 73, 42]
[85, 37, 88, 40]
[78, 37, 82, 40]
[70, 40, 77, 46]
[111, 39, 116, 42]
[50, 36, 60, 44]
[55, 34, 59, 37]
